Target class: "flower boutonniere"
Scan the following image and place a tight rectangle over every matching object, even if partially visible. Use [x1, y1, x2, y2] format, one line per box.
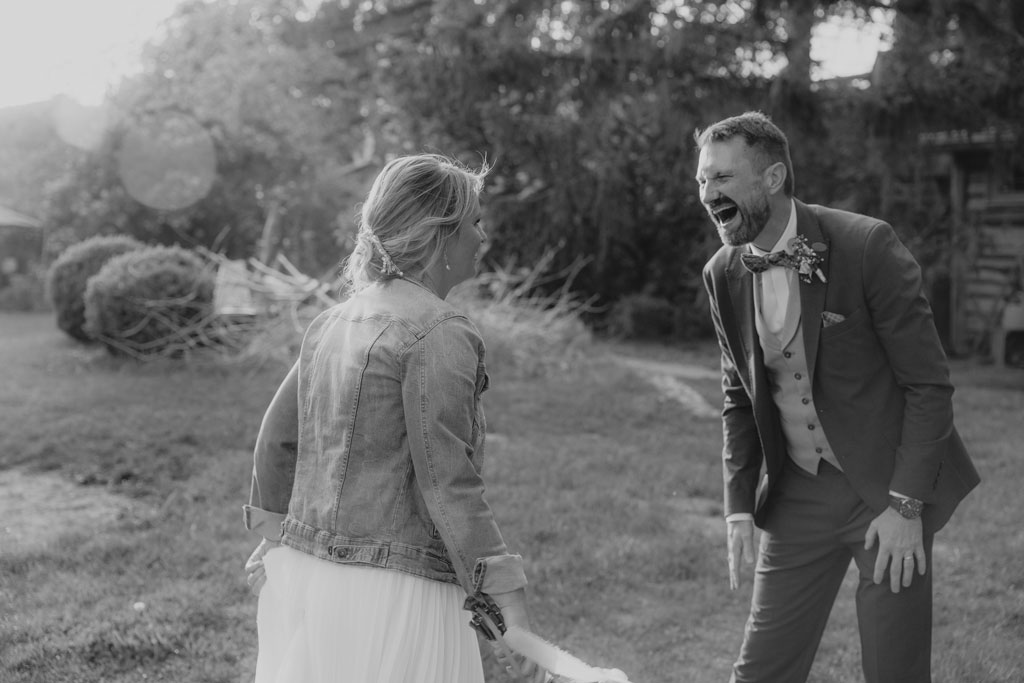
[785, 236, 828, 284]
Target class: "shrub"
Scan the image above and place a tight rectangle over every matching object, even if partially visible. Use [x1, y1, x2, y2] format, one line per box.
[605, 290, 713, 341]
[83, 245, 216, 357]
[606, 292, 678, 340]
[46, 235, 145, 340]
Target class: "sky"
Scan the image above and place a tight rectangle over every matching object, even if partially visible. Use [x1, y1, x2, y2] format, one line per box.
[0, 1, 885, 110]
[0, 0, 184, 109]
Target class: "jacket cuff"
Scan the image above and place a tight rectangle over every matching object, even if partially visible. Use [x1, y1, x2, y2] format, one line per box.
[472, 554, 527, 595]
[726, 512, 754, 523]
[242, 505, 286, 542]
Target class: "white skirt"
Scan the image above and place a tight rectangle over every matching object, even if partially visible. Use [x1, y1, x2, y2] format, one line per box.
[255, 545, 484, 683]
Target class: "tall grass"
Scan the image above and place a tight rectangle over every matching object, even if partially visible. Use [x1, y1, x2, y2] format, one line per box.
[0, 310, 1022, 683]
[451, 251, 596, 378]
[217, 253, 596, 377]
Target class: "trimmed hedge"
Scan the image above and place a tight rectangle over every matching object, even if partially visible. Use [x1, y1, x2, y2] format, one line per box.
[46, 235, 146, 341]
[83, 245, 215, 356]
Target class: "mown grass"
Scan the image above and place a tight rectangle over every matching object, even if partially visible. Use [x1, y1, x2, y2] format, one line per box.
[0, 311, 1022, 682]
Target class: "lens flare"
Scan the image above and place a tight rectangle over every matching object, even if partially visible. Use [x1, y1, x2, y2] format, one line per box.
[52, 96, 114, 151]
[116, 112, 216, 211]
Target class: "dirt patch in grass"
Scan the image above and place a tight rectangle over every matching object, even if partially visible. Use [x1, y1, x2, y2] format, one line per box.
[0, 468, 150, 554]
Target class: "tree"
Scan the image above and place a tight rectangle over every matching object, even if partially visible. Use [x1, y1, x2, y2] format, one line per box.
[26, 0, 1022, 339]
[44, 0, 380, 276]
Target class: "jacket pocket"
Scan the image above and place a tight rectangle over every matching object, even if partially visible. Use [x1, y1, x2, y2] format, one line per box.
[819, 306, 867, 340]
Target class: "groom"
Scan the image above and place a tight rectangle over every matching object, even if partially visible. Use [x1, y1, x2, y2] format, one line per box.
[695, 111, 980, 683]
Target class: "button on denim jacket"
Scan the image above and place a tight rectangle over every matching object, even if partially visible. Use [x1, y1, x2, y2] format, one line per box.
[243, 278, 526, 597]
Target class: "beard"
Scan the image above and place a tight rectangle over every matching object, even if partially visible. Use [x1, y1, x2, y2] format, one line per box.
[711, 191, 772, 247]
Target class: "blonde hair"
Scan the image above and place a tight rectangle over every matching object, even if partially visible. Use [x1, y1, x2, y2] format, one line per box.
[343, 153, 489, 292]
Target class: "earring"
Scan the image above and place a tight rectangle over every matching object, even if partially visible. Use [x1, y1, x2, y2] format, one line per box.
[444, 253, 451, 271]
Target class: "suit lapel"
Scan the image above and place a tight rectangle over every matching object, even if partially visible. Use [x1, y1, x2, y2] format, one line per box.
[795, 200, 830, 382]
[725, 248, 772, 403]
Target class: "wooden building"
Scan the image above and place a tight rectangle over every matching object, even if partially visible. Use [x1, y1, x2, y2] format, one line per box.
[0, 205, 44, 288]
[919, 127, 1024, 364]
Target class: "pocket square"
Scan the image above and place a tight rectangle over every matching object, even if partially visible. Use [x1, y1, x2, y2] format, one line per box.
[821, 311, 846, 328]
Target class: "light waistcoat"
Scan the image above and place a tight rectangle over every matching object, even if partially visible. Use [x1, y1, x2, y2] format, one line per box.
[754, 270, 842, 474]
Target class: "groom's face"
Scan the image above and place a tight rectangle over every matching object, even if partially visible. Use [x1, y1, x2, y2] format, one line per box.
[696, 137, 772, 247]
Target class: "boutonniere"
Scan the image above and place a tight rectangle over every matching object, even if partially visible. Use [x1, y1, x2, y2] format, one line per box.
[785, 236, 827, 284]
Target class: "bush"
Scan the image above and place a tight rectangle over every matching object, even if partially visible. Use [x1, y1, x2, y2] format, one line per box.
[83, 245, 216, 357]
[605, 290, 713, 341]
[606, 292, 679, 340]
[46, 235, 145, 340]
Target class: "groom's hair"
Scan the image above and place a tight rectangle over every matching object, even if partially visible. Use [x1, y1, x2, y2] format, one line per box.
[694, 111, 795, 197]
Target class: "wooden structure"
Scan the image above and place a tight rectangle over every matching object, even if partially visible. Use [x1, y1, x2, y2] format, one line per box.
[919, 128, 1024, 362]
[0, 205, 43, 288]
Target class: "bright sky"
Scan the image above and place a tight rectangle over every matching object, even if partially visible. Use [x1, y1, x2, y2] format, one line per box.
[813, 17, 887, 80]
[0, 0, 184, 109]
[0, 1, 884, 110]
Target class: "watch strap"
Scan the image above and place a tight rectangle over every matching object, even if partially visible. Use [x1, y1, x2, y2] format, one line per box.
[888, 494, 924, 519]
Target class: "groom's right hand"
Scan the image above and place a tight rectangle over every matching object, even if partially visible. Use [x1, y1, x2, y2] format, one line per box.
[727, 519, 756, 590]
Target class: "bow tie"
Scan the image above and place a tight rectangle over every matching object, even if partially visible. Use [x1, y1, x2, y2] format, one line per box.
[740, 251, 798, 274]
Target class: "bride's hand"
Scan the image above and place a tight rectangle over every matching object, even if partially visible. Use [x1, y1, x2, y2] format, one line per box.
[489, 641, 549, 683]
[244, 538, 279, 595]
[488, 589, 549, 682]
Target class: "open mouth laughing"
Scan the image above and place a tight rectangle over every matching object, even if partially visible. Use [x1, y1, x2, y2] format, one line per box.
[709, 201, 738, 227]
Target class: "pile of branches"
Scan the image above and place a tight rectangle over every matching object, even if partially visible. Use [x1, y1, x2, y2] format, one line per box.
[108, 249, 344, 365]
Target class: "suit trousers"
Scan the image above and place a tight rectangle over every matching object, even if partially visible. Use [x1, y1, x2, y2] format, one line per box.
[731, 458, 933, 683]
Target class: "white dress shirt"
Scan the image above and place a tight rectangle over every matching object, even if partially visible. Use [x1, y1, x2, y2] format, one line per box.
[748, 201, 798, 336]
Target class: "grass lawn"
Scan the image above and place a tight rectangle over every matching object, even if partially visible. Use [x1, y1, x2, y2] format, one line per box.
[1, 311, 1022, 682]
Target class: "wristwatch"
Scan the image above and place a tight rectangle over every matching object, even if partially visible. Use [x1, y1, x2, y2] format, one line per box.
[888, 494, 924, 519]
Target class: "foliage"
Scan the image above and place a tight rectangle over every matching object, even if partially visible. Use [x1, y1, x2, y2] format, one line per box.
[12, 0, 1024, 340]
[45, 234, 146, 341]
[40, 0, 383, 277]
[0, 99, 85, 219]
[213, 251, 596, 377]
[83, 245, 215, 356]
[373, 0, 756, 328]
[604, 290, 713, 341]
[451, 250, 595, 378]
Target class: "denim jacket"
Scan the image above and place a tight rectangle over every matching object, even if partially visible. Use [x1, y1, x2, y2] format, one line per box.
[243, 278, 526, 597]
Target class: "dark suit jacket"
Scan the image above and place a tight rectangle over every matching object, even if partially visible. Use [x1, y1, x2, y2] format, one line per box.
[702, 200, 980, 535]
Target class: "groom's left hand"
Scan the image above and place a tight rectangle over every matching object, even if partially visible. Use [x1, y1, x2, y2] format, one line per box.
[865, 510, 926, 593]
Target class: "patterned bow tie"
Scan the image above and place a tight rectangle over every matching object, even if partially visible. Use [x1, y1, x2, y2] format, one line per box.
[740, 251, 799, 274]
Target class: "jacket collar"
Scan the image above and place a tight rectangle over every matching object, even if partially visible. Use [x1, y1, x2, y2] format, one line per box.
[722, 198, 830, 382]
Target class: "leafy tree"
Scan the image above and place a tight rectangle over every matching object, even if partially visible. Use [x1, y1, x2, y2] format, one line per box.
[359, 0, 775, 333]
[44, 0, 380, 277]
[24, 0, 1023, 339]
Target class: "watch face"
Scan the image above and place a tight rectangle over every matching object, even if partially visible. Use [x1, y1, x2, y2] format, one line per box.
[891, 496, 923, 518]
